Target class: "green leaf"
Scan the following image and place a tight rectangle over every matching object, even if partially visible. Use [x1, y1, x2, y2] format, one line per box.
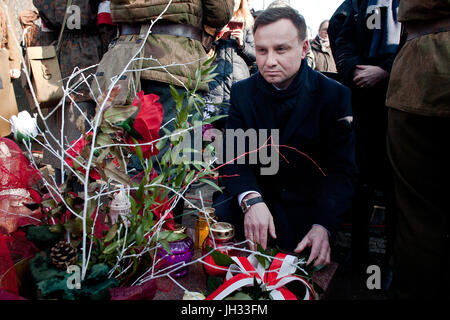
[166, 232, 187, 242]
[96, 147, 110, 164]
[157, 230, 171, 241]
[136, 223, 144, 246]
[179, 107, 188, 125]
[199, 178, 222, 193]
[202, 53, 216, 67]
[202, 72, 219, 83]
[155, 137, 167, 152]
[103, 241, 119, 255]
[103, 162, 132, 186]
[135, 175, 146, 203]
[255, 244, 271, 269]
[104, 224, 118, 242]
[150, 173, 164, 186]
[96, 133, 114, 147]
[103, 104, 138, 124]
[131, 137, 144, 162]
[174, 167, 187, 188]
[159, 239, 172, 255]
[160, 148, 171, 164]
[100, 123, 118, 134]
[206, 245, 235, 267]
[184, 170, 196, 185]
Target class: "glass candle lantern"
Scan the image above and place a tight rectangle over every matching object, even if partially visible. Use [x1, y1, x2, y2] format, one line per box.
[201, 222, 239, 277]
[109, 186, 131, 225]
[195, 207, 217, 249]
[156, 224, 194, 278]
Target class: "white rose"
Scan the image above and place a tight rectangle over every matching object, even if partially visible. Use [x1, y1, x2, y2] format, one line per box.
[10, 111, 38, 142]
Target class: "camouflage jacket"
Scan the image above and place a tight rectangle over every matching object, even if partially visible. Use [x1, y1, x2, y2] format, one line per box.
[33, 0, 103, 102]
[386, 0, 450, 117]
[110, 0, 234, 92]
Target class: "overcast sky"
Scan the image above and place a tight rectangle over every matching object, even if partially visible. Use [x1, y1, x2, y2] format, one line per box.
[250, 0, 345, 39]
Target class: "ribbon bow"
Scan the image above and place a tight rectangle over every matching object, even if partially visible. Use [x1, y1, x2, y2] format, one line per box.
[206, 253, 316, 300]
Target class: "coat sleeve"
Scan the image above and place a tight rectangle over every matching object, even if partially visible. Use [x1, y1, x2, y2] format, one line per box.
[219, 83, 263, 197]
[314, 84, 358, 236]
[203, 0, 234, 29]
[236, 28, 255, 66]
[334, 11, 363, 85]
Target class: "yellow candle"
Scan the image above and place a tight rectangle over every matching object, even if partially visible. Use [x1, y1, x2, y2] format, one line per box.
[195, 207, 217, 249]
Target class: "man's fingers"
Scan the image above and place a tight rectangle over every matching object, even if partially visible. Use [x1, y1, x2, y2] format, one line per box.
[244, 225, 255, 250]
[314, 241, 330, 266]
[259, 225, 268, 250]
[294, 237, 310, 254]
[269, 216, 277, 239]
[307, 239, 321, 265]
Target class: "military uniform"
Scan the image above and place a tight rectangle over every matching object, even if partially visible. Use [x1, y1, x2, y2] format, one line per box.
[110, 0, 234, 92]
[109, 0, 234, 222]
[33, 0, 104, 172]
[33, 0, 103, 103]
[386, 0, 450, 299]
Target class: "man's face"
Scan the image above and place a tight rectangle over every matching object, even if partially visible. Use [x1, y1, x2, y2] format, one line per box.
[254, 19, 308, 89]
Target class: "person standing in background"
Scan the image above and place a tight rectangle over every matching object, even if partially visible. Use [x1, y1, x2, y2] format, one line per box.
[0, 0, 21, 137]
[33, 0, 104, 182]
[386, 0, 450, 299]
[310, 20, 337, 74]
[334, 0, 401, 285]
[205, 0, 256, 129]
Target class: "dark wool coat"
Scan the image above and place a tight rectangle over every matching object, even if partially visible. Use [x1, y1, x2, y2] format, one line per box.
[215, 62, 358, 251]
[334, 0, 398, 86]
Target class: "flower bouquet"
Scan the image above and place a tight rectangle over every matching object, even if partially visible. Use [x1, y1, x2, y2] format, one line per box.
[0, 51, 224, 300]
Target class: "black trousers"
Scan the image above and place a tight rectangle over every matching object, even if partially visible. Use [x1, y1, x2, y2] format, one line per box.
[387, 108, 450, 299]
[350, 83, 396, 272]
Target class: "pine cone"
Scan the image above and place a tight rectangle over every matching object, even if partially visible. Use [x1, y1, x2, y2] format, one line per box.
[50, 241, 78, 270]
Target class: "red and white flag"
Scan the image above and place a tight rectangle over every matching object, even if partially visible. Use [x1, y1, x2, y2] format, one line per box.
[98, 0, 113, 25]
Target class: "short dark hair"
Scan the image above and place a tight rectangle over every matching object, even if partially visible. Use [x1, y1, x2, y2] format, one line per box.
[253, 6, 307, 41]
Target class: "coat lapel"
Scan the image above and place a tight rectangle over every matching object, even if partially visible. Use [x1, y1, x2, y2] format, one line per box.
[279, 66, 319, 146]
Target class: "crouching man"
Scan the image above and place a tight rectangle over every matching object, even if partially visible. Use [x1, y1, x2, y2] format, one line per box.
[214, 6, 358, 267]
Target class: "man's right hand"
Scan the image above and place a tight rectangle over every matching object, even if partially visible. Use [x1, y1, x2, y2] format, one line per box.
[242, 193, 277, 251]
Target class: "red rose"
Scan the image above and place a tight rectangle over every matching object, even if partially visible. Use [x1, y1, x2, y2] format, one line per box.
[127, 91, 164, 158]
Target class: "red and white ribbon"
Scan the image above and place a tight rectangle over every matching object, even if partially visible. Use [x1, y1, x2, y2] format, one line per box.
[98, 1, 113, 25]
[206, 253, 316, 300]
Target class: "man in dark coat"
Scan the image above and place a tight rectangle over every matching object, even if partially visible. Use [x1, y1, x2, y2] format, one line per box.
[214, 6, 357, 266]
[334, 0, 401, 275]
